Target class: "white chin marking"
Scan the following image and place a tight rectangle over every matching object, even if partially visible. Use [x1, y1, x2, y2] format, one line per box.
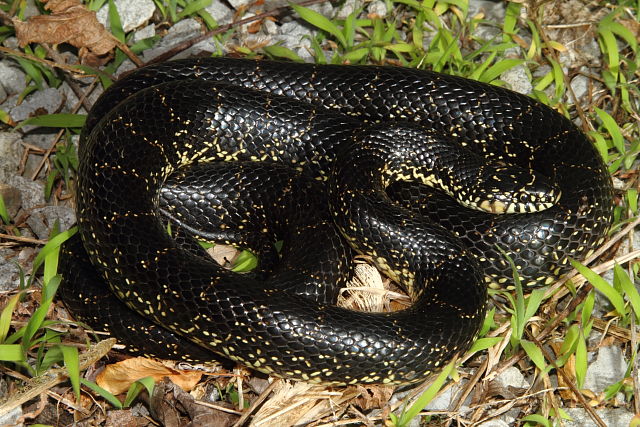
[479, 199, 507, 214]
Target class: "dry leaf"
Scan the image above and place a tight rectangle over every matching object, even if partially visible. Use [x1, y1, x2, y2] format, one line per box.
[208, 244, 240, 267]
[13, 0, 116, 64]
[353, 384, 394, 410]
[96, 357, 203, 395]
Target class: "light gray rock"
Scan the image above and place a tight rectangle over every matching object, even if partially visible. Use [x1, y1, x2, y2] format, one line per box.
[272, 22, 315, 60]
[563, 407, 633, 427]
[7, 175, 45, 211]
[10, 87, 64, 123]
[583, 345, 627, 394]
[26, 205, 76, 239]
[132, 24, 156, 44]
[334, 0, 363, 20]
[368, 1, 388, 17]
[0, 132, 21, 184]
[477, 420, 510, 427]
[0, 60, 27, 96]
[143, 19, 218, 62]
[97, 0, 155, 32]
[0, 404, 23, 427]
[423, 380, 470, 413]
[570, 73, 589, 101]
[0, 248, 25, 291]
[493, 366, 529, 392]
[469, 0, 507, 21]
[0, 184, 21, 218]
[501, 65, 533, 95]
[227, 0, 252, 8]
[204, 2, 234, 23]
[0, 80, 6, 104]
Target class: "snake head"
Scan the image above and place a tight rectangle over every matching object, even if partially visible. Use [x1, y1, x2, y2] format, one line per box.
[466, 166, 561, 214]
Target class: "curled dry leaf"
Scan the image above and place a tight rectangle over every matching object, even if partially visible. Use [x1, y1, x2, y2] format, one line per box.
[96, 357, 203, 395]
[353, 384, 394, 410]
[12, 0, 116, 64]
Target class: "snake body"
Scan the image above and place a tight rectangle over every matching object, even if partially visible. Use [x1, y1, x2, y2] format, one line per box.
[60, 58, 613, 385]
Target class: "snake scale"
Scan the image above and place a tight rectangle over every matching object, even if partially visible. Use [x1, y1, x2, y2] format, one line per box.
[59, 57, 613, 386]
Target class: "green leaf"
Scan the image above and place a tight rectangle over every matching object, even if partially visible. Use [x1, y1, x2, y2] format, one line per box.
[0, 344, 25, 361]
[467, 337, 503, 354]
[80, 378, 123, 409]
[575, 330, 587, 388]
[0, 194, 11, 224]
[74, 65, 114, 89]
[232, 250, 258, 272]
[521, 414, 552, 427]
[615, 263, 640, 318]
[594, 107, 625, 154]
[341, 47, 369, 63]
[395, 359, 456, 426]
[626, 188, 638, 214]
[177, 0, 212, 20]
[262, 45, 304, 62]
[290, 3, 348, 49]
[520, 340, 546, 371]
[59, 345, 81, 402]
[0, 293, 21, 343]
[124, 376, 155, 407]
[17, 114, 86, 130]
[571, 259, 626, 316]
[523, 288, 546, 322]
[478, 59, 525, 83]
[30, 227, 77, 287]
[108, 0, 125, 43]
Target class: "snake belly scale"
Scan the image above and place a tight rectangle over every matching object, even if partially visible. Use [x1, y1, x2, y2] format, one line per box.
[59, 58, 613, 386]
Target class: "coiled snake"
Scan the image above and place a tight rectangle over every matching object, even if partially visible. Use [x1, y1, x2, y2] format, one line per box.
[60, 58, 613, 386]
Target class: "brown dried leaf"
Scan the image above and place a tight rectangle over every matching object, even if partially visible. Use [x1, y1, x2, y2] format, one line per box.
[152, 378, 238, 427]
[208, 244, 239, 267]
[12, 0, 116, 63]
[96, 357, 203, 395]
[353, 384, 394, 410]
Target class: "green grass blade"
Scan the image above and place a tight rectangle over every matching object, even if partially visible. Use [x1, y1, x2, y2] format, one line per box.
[615, 263, 640, 318]
[124, 376, 155, 407]
[16, 114, 86, 130]
[478, 58, 525, 83]
[467, 337, 502, 355]
[395, 360, 456, 426]
[290, 3, 348, 49]
[262, 45, 304, 62]
[575, 330, 588, 388]
[520, 339, 546, 371]
[594, 107, 625, 154]
[0, 293, 21, 343]
[60, 345, 81, 402]
[232, 250, 258, 272]
[29, 227, 77, 287]
[80, 378, 123, 409]
[0, 344, 25, 362]
[177, 0, 212, 20]
[571, 259, 626, 316]
[108, 0, 125, 43]
[0, 194, 10, 224]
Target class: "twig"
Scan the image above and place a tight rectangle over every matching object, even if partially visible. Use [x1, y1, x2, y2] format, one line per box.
[29, 78, 98, 180]
[0, 46, 90, 77]
[232, 379, 280, 427]
[147, 0, 333, 65]
[0, 339, 116, 415]
[529, 334, 607, 427]
[0, 233, 47, 245]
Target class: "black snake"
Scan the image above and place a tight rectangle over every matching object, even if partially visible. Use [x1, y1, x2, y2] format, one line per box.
[59, 58, 613, 385]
